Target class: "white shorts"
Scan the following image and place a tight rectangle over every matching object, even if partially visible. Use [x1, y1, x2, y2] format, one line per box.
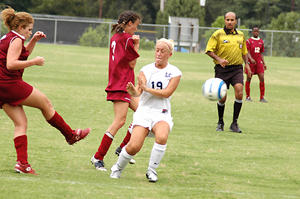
[132, 107, 173, 136]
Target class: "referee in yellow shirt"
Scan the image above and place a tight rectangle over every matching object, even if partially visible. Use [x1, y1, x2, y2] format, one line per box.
[206, 12, 251, 133]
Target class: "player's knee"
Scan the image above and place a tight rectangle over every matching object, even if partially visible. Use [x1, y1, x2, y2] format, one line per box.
[14, 121, 27, 132]
[155, 135, 168, 145]
[126, 142, 141, 155]
[117, 118, 126, 128]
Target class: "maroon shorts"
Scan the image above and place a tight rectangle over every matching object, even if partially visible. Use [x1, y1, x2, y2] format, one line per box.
[0, 79, 33, 108]
[106, 91, 131, 103]
[245, 61, 265, 75]
[214, 64, 244, 89]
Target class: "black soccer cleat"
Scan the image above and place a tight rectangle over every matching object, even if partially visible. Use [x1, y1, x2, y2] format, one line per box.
[229, 122, 242, 133]
[216, 122, 224, 131]
[115, 146, 122, 156]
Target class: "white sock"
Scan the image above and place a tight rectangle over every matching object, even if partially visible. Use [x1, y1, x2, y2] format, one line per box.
[148, 142, 167, 172]
[116, 147, 133, 170]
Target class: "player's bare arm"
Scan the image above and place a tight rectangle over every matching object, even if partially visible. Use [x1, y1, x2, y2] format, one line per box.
[261, 54, 267, 70]
[7, 38, 44, 70]
[247, 53, 256, 64]
[128, 35, 140, 69]
[243, 54, 251, 77]
[206, 51, 229, 67]
[26, 31, 46, 54]
[142, 76, 181, 98]
[132, 35, 140, 52]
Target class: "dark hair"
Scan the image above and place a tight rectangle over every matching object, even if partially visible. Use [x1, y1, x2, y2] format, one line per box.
[1, 7, 34, 31]
[111, 10, 141, 33]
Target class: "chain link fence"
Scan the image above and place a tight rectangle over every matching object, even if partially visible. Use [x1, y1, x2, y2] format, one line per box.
[1, 14, 300, 57]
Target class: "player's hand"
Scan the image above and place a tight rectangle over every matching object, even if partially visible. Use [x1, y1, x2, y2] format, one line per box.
[33, 31, 47, 41]
[126, 82, 137, 96]
[245, 63, 251, 77]
[33, 56, 45, 66]
[219, 59, 229, 68]
[138, 75, 147, 91]
[250, 58, 256, 64]
[132, 35, 140, 44]
[264, 65, 267, 70]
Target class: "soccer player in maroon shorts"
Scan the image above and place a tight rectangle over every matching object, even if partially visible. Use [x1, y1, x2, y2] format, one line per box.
[0, 8, 90, 175]
[245, 26, 268, 102]
[91, 11, 141, 171]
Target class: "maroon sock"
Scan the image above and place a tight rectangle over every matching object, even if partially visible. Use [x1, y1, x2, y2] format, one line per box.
[245, 81, 250, 98]
[47, 111, 73, 139]
[120, 130, 131, 148]
[259, 82, 265, 99]
[94, 132, 113, 160]
[14, 135, 28, 164]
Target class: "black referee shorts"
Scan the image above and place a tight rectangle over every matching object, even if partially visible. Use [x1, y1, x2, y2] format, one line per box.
[214, 64, 244, 89]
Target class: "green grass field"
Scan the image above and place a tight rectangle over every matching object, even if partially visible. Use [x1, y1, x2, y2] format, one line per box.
[0, 44, 299, 199]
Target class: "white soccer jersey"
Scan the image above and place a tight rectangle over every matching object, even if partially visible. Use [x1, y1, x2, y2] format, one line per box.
[138, 62, 182, 115]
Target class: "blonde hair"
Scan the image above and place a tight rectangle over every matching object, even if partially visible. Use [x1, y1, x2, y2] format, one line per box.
[156, 38, 174, 52]
[1, 8, 34, 31]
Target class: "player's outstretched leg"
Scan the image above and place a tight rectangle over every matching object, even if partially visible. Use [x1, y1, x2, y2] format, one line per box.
[47, 111, 91, 145]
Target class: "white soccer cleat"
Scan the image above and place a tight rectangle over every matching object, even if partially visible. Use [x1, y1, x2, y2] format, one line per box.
[91, 156, 107, 171]
[129, 158, 136, 164]
[110, 164, 122, 179]
[146, 169, 158, 183]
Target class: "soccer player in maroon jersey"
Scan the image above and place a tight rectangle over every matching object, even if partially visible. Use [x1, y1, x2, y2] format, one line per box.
[0, 8, 90, 175]
[245, 26, 268, 102]
[91, 11, 141, 171]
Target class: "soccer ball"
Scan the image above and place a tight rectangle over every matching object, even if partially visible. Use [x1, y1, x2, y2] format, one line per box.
[202, 78, 227, 101]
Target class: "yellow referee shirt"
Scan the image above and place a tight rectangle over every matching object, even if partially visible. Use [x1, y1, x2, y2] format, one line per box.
[205, 28, 248, 65]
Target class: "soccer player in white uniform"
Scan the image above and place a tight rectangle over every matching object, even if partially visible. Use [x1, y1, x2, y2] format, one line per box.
[110, 38, 182, 182]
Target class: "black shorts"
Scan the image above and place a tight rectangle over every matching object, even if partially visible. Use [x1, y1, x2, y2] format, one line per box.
[214, 64, 244, 89]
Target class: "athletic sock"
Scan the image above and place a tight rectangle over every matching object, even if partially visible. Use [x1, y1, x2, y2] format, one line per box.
[260, 82, 265, 99]
[94, 132, 114, 160]
[245, 81, 250, 98]
[116, 147, 133, 170]
[119, 124, 133, 148]
[217, 102, 225, 124]
[47, 111, 73, 140]
[14, 135, 28, 164]
[233, 99, 243, 123]
[148, 142, 167, 172]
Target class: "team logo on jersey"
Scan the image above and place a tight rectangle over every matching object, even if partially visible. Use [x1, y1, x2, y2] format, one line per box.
[165, 72, 172, 77]
[239, 44, 243, 49]
[223, 40, 229, 43]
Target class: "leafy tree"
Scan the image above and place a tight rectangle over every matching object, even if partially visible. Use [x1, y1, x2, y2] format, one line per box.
[101, 0, 159, 24]
[204, 0, 300, 28]
[29, 0, 98, 17]
[267, 12, 300, 57]
[156, 0, 205, 26]
[79, 23, 109, 47]
[0, 0, 32, 12]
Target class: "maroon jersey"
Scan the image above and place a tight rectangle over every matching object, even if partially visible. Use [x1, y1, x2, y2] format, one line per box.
[0, 31, 29, 80]
[105, 32, 139, 92]
[246, 37, 264, 62]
